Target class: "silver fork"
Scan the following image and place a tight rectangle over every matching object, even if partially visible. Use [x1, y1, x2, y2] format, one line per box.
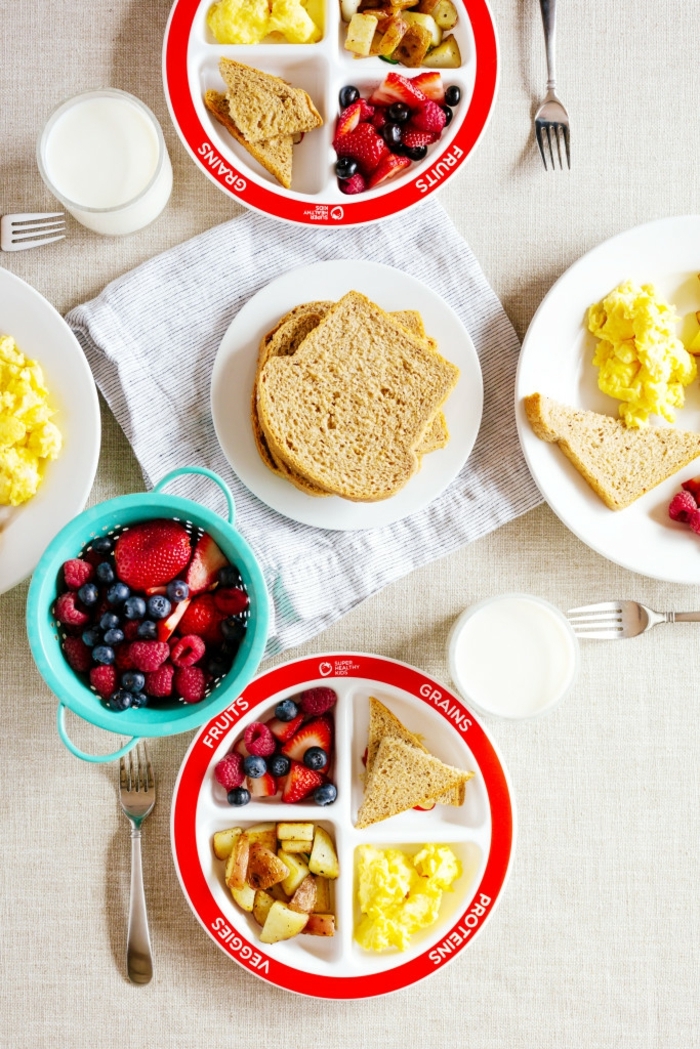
[535, 0, 571, 169]
[119, 742, 156, 985]
[0, 212, 65, 251]
[567, 601, 700, 639]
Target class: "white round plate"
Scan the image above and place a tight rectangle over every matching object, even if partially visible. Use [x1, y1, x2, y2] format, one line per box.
[210, 260, 483, 530]
[0, 270, 100, 595]
[171, 652, 515, 999]
[516, 215, 700, 584]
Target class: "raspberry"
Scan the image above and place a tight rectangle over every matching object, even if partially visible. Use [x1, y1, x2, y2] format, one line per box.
[170, 634, 206, 668]
[669, 490, 697, 522]
[54, 591, 90, 628]
[299, 686, 338, 716]
[90, 664, 118, 697]
[123, 620, 141, 641]
[358, 99, 375, 120]
[334, 123, 389, 175]
[114, 644, 136, 671]
[129, 640, 170, 672]
[371, 109, 387, 130]
[213, 587, 249, 616]
[63, 636, 92, 673]
[244, 722, 277, 757]
[214, 752, 244, 790]
[145, 662, 174, 697]
[409, 100, 447, 134]
[339, 173, 366, 195]
[688, 509, 700, 535]
[62, 559, 94, 590]
[174, 665, 207, 704]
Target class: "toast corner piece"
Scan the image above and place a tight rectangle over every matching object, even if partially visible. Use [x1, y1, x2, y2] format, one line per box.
[203, 89, 293, 189]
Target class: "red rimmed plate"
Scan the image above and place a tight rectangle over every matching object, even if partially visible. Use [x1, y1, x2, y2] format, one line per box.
[171, 652, 515, 998]
[162, 0, 498, 226]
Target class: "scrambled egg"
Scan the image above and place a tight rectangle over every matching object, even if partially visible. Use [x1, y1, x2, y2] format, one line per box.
[355, 844, 461, 952]
[588, 281, 697, 428]
[0, 335, 62, 506]
[207, 0, 322, 44]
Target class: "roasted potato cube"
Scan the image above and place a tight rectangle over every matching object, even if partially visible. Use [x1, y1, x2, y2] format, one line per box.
[252, 890, 276, 926]
[278, 839, 312, 854]
[345, 12, 378, 55]
[230, 882, 256, 912]
[423, 32, 461, 66]
[313, 876, 331, 913]
[394, 21, 433, 66]
[417, 0, 457, 26]
[341, 0, 362, 20]
[259, 901, 310, 944]
[402, 11, 441, 47]
[224, 832, 249, 891]
[247, 843, 291, 891]
[270, 882, 291, 903]
[246, 822, 278, 852]
[303, 913, 335, 936]
[388, 0, 419, 8]
[308, 827, 340, 880]
[212, 826, 242, 861]
[279, 850, 311, 896]
[374, 14, 408, 54]
[289, 874, 318, 914]
[277, 822, 315, 842]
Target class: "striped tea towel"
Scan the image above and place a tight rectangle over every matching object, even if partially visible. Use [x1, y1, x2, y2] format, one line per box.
[67, 199, 541, 655]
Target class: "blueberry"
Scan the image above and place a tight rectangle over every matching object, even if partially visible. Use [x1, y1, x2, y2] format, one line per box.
[269, 754, 290, 777]
[243, 755, 267, 779]
[130, 692, 149, 708]
[100, 612, 120, 631]
[81, 627, 102, 648]
[441, 104, 453, 127]
[207, 655, 231, 679]
[107, 689, 133, 712]
[381, 123, 403, 147]
[275, 698, 299, 722]
[221, 616, 246, 643]
[107, 582, 130, 606]
[103, 628, 125, 646]
[93, 645, 115, 666]
[218, 565, 241, 588]
[121, 670, 146, 693]
[402, 144, 428, 162]
[92, 537, 113, 553]
[221, 639, 241, 660]
[335, 156, 358, 180]
[227, 787, 251, 806]
[339, 85, 360, 109]
[123, 595, 147, 620]
[303, 746, 327, 771]
[95, 562, 115, 584]
[313, 783, 337, 806]
[166, 579, 189, 603]
[147, 594, 172, 620]
[387, 102, 410, 123]
[445, 85, 461, 107]
[77, 583, 99, 606]
[136, 619, 157, 640]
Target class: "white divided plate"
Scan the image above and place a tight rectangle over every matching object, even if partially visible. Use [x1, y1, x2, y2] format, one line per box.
[210, 259, 483, 530]
[162, 0, 498, 226]
[171, 652, 515, 998]
[0, 270, 100, 595]
[515, 215, 700, 584]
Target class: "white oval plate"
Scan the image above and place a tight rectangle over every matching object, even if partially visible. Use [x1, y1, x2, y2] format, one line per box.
[210, 259, 483, 530]
[515, 216, 700, 584]
[0, 270, 100, 595]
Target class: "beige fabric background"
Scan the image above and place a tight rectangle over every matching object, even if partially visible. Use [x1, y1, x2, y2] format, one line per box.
[1, 0, 700, 1046]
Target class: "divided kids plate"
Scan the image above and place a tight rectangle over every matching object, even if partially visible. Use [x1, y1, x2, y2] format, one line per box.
[162, 0, 498, 226]
[171, 652, 515, 998]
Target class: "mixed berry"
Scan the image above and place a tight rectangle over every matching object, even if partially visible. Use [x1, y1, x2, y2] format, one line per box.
[669, 476, 700, 533]
[214, 687, 338, 807]
[333, 72, 461, 194]
[53, 519, 249, 712]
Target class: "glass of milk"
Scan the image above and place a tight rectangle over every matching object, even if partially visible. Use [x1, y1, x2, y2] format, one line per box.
[448, 594, 579, 720]
[37, 89, 173, 236]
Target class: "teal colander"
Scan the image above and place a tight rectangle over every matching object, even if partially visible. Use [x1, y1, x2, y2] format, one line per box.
[26, 466, 269, 763]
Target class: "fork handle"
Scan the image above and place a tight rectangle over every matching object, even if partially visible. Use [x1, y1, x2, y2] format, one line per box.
[127, 827, 153, 985]
[539, 0, 557, 90]
[669, 611, 700, 623]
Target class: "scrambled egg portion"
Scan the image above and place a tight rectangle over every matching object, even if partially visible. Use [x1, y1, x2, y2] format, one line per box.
[207, 0, 322, 44]
[355, 844, 461, 952]
[588, 281, 697, 428]
[0, 335, 62, 506]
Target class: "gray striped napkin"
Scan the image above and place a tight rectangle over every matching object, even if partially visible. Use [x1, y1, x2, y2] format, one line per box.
[67, 199, 541, 656]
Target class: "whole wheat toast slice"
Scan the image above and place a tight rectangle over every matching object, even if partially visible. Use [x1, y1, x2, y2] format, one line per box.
[204, 90, 293, 189]
[356, 738, 473, 828]
[219, 58, 322, 143]
[257, 291, 460, 501]
[524, 393, 700, 510]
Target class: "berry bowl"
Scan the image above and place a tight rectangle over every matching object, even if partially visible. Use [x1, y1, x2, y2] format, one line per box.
[26, 466, 269, 763]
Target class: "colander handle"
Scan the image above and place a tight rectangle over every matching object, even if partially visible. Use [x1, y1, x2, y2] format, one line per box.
[57, 704, 142, 763]
[153, 466, 235, 525]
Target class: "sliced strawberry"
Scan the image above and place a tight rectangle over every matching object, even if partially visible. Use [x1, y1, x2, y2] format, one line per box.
[156, 597, 191, 642]
[233, 736, 250, 758]
[358, 99, 375, 120]
[247, 771, 277, 798]
[682, 476, 700, 499]
[177, 593, 225, 645]
[144, 585, 167, 597]
[414, 800, 437, 811]
[114, 520, 191, 590]
[281, 716, 333, 762]
[334, 123, 389, 175]
[281, 761, 325, 804]
[371, 108, 388, 130]
[266, 713, 305, 743]
[409, 100, 447, 134]
[411, 71, 445, 103]
[334, 99, 362, 139]
[367, 153, 411, 189]
[401, 128, 439, 149]
[184, 534, 229, 595]
[213, 587, 249, 616]
[361, 746, 368, 767]
[368, 72, 428, 109]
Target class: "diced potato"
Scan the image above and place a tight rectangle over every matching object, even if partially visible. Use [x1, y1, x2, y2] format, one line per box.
[277, 822, 314, 842]
[402, 11, 441, 46]
[388, 0, 419, 8]
[278, 839, 312, 854]
[313, 876, 331, 913]
[345, 12, 378, 55]
[259, 901, 310, 944]
[417, 0, 457, 27]
[279, 850, 311, 896]
[270, 882, 291, 903]
[252, 890, 276, 926]
[212, 827, 242, 861]
[247, 843, 291, 891]
[224, 832, 250, 891]
[289, 875, 318, 914]
[374, 14, 408, 54]
[230, 882, 256, 912]
[394, 21, 433, 66]
[341, 0, 362, 21]
[303, 913, 335, 936]
[246, 822, 278, 852]
[423, 32, 461, 67]
[308, 827, 340, 880]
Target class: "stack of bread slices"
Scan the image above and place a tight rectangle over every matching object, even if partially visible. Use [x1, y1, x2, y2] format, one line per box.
[204, 58, 323, 189]
[252, 291, 460, 502]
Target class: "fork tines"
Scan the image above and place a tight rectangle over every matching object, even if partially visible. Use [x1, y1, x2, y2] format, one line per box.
[0, 212, 66, 252]
[566, 602, 624, 637]
[120, 742, 154, 793]
[535, 122, 571, 171]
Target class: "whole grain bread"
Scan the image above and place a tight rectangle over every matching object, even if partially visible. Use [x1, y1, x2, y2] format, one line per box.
[524, 393, 700, 510]
[204, 90, 293, 189]
[219, 58, 322, 143]
[256, 291, 460, 501]
[356, 737, 472, 828]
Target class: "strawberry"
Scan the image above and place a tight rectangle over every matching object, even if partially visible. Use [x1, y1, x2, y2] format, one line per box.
[144, 585, 167, 597]
[281, 716, 333, 762]
[213, 587, 249, 616]
[401, 128, 439, 149]
[411, 71, 445, 103]
[339, 173, 366, 195]
[246, 771, 277, 798]
[369, 72, 428, 109]
[281, 760, 325, 803]
[358, 99, 375, 120]
[682, 476, 700, 500]
[334, 100, 363, 139]
[114, 520, 191, 590]
[62, 559, 94, 590]
[367, 153, 411, 189]
[409, 100, 447, 134]
[233, 736, 251, 758]
[334, 123, 389, 175]
[157, 597, 191, 642]
[371, 108, 388, 130]
[177, 594, 225, 645]
[184, 534, 228, 595]
[265, 713, 305, 743]
[414, 800, 437, 811]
